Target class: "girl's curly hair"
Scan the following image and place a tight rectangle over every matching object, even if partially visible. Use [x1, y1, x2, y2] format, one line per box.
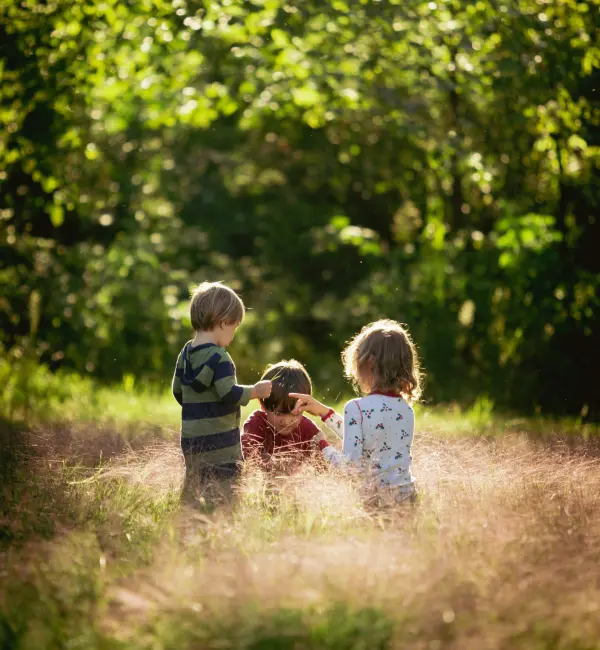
[342, 319, 422, 403]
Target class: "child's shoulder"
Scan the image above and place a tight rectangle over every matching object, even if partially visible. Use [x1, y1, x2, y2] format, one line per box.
[189, 341, 227, 354]
[344, 394, 378, 409]
[343, 396, 362, 410]
[244, 409, 267, 424]
[345, 393, 414, 412]
[187, 342, 229, 362]
[176, 340, 191, 356]
[242, 409, 268, 435]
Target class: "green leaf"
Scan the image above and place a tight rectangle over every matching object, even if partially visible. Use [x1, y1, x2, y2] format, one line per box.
[49, 204, 64, 227]
[330, 215, 350, 229]
[292, 85, 320, 107]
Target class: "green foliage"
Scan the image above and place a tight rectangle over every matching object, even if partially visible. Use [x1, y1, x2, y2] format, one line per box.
[1, 0, 599, 417]
[0, 357, 178, 428]
[0, 535, 109, 650]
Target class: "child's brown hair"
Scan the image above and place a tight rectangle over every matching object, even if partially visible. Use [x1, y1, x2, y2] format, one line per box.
[259, 360, 312, 414]
[190, 281, 245, 332]
[342, 319, 422, 402]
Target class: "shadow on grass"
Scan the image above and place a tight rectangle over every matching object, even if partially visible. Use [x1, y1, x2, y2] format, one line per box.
[0, 416, 58, 545]
[0, 414, 178, 547]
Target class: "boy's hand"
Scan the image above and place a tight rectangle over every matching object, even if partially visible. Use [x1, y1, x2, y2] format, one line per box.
[289, 393, 330, 418]
[252, 380, 272, 399]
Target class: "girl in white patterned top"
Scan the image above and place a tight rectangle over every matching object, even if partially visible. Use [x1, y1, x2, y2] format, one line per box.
[291, 319, 422, 498]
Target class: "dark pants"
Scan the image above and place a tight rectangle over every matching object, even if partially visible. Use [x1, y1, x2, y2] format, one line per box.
[183, 453, 240, 477]
[182, 454, 240, 502]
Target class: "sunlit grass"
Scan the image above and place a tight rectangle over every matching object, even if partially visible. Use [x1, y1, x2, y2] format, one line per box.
[2, 369, 599, 649]
[2, 360, 596, 442]
[1, 358, 178, 431]
[416, 397, 599, 442]
[2, 401, 600, 649]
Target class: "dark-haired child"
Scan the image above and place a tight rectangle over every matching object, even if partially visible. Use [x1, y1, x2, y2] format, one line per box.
[242, 360, 321, 468]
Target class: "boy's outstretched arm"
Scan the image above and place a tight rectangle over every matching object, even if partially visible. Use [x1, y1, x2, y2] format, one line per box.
[214, 351, 271, 405]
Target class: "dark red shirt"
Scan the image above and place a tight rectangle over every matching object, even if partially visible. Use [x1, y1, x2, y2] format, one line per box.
[242, 410, 320, 465]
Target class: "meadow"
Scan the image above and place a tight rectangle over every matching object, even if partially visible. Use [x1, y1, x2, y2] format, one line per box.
[2, 0, 599, 646]
[2, 366, 600, 650]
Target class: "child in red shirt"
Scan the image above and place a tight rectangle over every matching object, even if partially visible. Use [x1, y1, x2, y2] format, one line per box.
[242, 360, 321, 468]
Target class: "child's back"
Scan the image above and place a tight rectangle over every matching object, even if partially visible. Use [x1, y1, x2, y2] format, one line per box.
[175, 341, 250, 467]
[341, 393, 414, 489]
[290, 319, 421, 499]
[172, 282, 271, 478]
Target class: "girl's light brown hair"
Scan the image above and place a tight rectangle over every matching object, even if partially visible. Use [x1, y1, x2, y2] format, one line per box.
[190, 282, 245, 332]
[342, 319, 422, 402]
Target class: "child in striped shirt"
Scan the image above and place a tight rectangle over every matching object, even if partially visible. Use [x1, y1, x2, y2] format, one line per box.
[172, 282, 272, 479]
[291, 319, 422, 501]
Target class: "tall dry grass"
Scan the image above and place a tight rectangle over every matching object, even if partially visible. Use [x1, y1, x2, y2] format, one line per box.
[108, 432, 600, 648]
[2, 416, 600, 649]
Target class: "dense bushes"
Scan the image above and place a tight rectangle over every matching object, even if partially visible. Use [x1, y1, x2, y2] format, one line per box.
[1, 0, 598, 418]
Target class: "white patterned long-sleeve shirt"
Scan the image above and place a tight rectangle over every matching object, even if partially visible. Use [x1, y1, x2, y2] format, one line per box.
[319, 393, 415, 489]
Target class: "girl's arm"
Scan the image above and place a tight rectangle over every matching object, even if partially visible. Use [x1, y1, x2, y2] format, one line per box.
[315, 402, 364, 468]
[317, 410, 346, 467]
[321, 409, 343, 439]
[288, 392, 344, 442]
[341, 400, 363, 464]
[288, 393, 365, 468]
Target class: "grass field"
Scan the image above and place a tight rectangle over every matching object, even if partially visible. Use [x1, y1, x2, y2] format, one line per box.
[2, 374, 600, 649]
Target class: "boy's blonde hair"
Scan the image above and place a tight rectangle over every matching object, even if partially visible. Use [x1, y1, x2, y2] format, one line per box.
[190, 282, 245, 332]
[342, 319, 422, 402]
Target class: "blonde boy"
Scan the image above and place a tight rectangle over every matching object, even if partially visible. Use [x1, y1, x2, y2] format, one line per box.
[172, 282, 271, 478]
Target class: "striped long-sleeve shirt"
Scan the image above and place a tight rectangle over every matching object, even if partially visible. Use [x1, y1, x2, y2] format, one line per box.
[172, 341, 253, 467]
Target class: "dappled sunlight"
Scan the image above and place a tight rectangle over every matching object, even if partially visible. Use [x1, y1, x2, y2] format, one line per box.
[3, 413, 600, 647]
[98, 441, 185, 496]
[85, 432, 600, 647]
[236, 462, 369, 534]
[2, 0, 599, 645]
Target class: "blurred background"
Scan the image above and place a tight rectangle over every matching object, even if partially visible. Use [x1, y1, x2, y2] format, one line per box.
[1, 0, 598, 420]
